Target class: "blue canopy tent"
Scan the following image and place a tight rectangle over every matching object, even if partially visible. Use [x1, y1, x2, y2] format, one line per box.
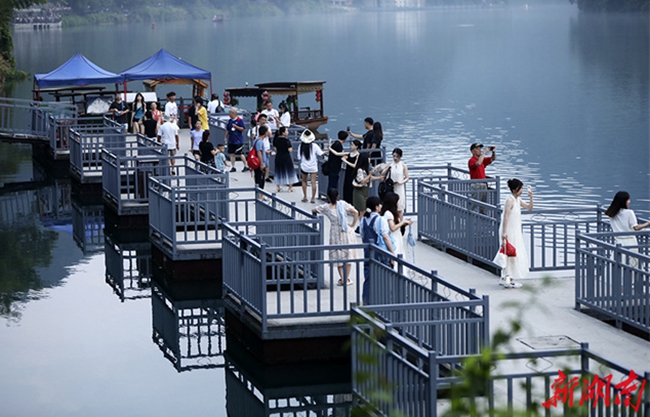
[119, 49, 212, 96]
[34, 53, 124, 99]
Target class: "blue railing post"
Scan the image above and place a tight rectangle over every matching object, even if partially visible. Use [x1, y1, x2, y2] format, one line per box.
[260, 243, 268, 335]
[613, 244, 623, 329]
[428, 351, 438, 417]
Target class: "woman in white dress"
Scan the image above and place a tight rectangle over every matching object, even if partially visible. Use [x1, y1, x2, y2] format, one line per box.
[381, 192, 412, 262]
[312, 188, 359, 286]
[382, 148, 409, 216]
[604, 191, 650, 267]
[497, 178, 534, 288]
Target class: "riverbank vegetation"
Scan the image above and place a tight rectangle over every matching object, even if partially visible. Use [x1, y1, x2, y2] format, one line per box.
[571, 0, 649, 12]
[60, 0, 329, 27]
[1, 0, 43, 92]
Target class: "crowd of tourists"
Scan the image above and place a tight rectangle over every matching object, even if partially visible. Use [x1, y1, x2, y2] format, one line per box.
[110, 93, 648, 297]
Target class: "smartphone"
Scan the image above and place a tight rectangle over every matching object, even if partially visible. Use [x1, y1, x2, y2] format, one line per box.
[527, 185, 532, 193]
[346, 126, 350, 131]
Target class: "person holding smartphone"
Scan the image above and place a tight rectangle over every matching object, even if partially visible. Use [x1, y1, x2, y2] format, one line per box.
[468, 143, 497, 213]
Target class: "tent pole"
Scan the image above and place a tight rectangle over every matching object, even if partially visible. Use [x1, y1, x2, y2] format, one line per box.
[209, 79, 213, 96]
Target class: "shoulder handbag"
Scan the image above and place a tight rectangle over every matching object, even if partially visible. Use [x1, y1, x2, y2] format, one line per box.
[352, 169, 367, 188]
[378, 167, 394, 199]
[321, 160, 330, 176]
[499, 238, 517, 257]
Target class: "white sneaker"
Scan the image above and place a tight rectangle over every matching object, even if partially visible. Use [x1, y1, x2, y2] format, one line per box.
[499, 276, 522, 289]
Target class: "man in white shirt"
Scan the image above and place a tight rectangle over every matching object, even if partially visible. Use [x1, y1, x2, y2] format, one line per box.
[164, 92, 178, 125]
[207, 93, 223, 113]
[157, 114, 180, 173]
[261, 100, 280, 133]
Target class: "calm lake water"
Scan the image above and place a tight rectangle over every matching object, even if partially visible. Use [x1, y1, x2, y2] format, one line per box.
[2, 3, 649, 416]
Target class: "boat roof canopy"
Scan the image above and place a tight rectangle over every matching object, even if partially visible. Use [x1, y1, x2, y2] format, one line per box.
[226, 81, 325, 97]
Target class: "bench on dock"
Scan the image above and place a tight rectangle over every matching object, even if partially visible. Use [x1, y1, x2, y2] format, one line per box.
[576, 230, 650, 336]
[351, 305, 650, 417]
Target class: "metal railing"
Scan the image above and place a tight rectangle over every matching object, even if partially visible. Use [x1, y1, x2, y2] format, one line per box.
[101, 141, 168, 215]
[522, 206, 611, 272]
[151, 282, 225, 372]
[352, 307, 650, 417]
[148, 182, 316, 261]
[148, 169, 230, 261]
[417, 179, 502, 266]
[70, 130, 157, 183]
[576, 230, 650, 334]
[222, 229, 488, 342]
[49, 115, 119, 156]
[104, 233, 152, 302]
[0, 97, 76, 140]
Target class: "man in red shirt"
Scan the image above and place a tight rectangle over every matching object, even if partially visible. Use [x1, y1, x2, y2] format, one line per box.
[468, 143, 497, 212]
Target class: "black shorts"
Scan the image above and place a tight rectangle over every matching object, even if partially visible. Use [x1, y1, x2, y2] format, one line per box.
[228, 143, 244, 155]
[192, 150, 202, 158]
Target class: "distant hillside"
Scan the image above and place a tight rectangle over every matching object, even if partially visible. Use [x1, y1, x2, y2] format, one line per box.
[572, 0, 649, 12]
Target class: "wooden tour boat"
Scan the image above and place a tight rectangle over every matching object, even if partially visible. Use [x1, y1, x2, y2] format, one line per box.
[223, 81, 328, 131]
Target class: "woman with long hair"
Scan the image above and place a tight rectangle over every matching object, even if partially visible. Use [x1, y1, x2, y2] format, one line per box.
[370, 121, 383, 163]
[495, 178, 534, 288]
[342, 139, 361, 205]
[131, 93, 146, 134]
[279, 101, 291, 128]
[381, 192, 412, 259]
[273, 126, 297, 192]
[298, 130, 324, 203]
[605, 191, 650, 253]
[312, 188, 359, 286]
[382, 148, 409, 216]
[352, 152, 373, 215]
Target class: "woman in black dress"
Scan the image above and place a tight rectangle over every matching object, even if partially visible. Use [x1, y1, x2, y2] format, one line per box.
[341, 139, 361, 204]
[272, 126, 297, 192]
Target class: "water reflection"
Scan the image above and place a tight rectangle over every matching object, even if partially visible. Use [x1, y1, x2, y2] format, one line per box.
[151, 276, 225, 372]
[104, 231, 152, 302]
[225, 338, 352, 417]
[0, 171, 74, 321]
[71, 198, 104, 254]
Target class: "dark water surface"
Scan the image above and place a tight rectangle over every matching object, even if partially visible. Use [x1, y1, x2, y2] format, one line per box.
[2, 3, 649, 416]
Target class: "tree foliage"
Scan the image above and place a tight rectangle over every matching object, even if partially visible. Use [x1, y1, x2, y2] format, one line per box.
[573, 0, 649, 12]
[0, 0, 45, 89]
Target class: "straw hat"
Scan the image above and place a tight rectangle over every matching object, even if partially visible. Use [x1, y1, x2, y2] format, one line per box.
[300, 129, 315, 144]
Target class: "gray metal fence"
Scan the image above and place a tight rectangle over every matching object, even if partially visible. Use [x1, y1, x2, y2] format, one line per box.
[148, 170, 231, 261]
[0, 97, 76, 140]
[101, 140, 168, 215]
[70, 128, 146, 183]
[576, 230, 650, 334]
[49, 115, 120, 156]
[417, 179, 502, 266]
[352, 306, 650, 417]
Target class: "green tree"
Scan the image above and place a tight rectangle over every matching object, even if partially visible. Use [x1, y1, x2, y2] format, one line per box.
[0, 0, 46, 91]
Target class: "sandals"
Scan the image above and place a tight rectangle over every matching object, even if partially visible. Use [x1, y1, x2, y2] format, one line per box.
[337, 279, 354, 286]
[301, 198, 308, 203]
